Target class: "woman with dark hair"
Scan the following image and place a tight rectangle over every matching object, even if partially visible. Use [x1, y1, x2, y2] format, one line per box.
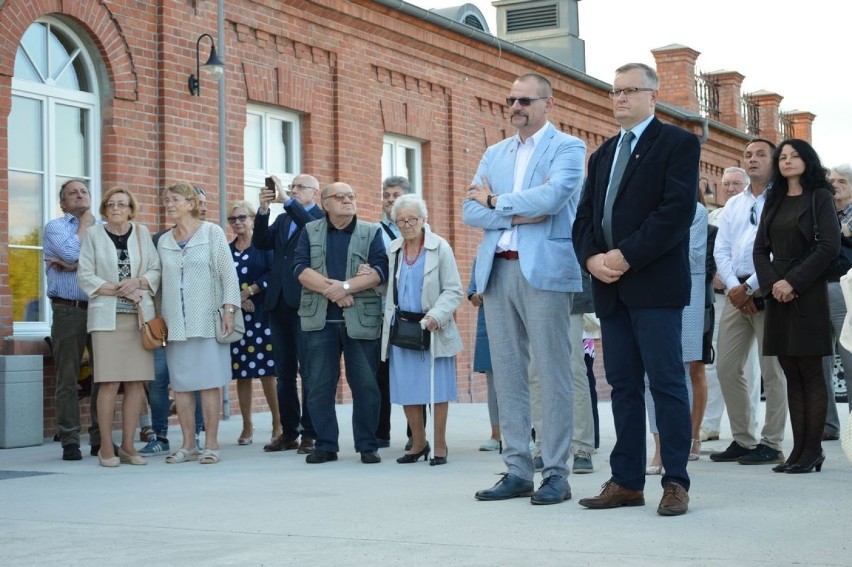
[753, 139, 840, 474]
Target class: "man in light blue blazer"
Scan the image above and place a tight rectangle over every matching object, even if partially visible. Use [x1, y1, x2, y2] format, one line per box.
[463, 73, 586, 505]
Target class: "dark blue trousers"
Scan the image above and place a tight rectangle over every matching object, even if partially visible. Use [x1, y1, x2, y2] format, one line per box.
[601, 301, 691, 491]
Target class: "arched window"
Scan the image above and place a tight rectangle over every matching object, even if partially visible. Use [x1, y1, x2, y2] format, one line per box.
[8, 18, 100, 334]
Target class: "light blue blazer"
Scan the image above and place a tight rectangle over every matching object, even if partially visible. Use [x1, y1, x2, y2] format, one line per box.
[462, 122, 586, 293]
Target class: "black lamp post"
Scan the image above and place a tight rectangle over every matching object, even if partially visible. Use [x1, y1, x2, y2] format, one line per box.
[188, 33, 224, 96]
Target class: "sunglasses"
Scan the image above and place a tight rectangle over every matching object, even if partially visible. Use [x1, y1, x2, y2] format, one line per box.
[227, 214, 249, 224]
[506, 96, 549, 107]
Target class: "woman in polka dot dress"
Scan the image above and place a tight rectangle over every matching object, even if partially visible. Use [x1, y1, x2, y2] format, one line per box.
[227, 200, 281, 445]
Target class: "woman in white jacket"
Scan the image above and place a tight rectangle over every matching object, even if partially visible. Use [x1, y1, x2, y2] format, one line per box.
[78, 187, 160, 467]
[157, 182, 240, 464]
[378, 194, 463, 465]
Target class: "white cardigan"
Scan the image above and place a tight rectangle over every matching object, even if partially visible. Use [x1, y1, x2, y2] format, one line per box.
[157, 222, 241, 341]
[381, 230, 464, 360]
[77, 223, 161, 332]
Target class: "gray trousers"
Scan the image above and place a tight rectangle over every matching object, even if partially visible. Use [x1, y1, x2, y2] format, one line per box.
[821, 282, 848, 433]
[484, 259, 573, 480]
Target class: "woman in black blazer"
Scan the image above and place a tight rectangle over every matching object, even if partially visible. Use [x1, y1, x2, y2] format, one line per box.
[753, 139, 839, 474]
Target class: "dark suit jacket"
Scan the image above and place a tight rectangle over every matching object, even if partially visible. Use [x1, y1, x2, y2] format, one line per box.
[572, 117, 700, 317]
[252, 201, 325, 311]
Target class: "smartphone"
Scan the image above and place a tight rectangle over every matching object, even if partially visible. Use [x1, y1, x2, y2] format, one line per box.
[264, 176, 275, 192]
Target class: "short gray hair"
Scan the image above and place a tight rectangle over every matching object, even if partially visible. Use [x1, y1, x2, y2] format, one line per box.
[382, 176, 412, 194]
[723, 166, 748, 180]
[615, 63, 659, 89]
[391, 194, 428, 222]
[832, 164, 852, 182]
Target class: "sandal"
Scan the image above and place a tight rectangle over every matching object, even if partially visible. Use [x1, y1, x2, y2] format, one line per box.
[199, 448, 220, 464]
[689, 439, 701, 461]
[165, 447, 198, 464]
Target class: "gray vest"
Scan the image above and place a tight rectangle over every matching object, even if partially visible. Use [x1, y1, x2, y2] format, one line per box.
[299, 218, 383, 339]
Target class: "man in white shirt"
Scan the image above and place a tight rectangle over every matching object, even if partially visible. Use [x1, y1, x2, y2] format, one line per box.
[710, 139, 787, 465]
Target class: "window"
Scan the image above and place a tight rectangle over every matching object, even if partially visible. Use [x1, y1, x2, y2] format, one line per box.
[243, 104, 301, 219]
[9, 19, 100, 335]
[381, 135, 422, 196]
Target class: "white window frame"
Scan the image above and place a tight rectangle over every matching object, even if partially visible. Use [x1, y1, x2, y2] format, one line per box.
[10, 18, 100, 336]
[381, 135, 423, 197]
[243, 104, 301, 220]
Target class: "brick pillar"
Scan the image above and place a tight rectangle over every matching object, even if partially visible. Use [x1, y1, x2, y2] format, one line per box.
[651, 44, 700, 112]
[786, 111, 816, 144]
[704, 70, 745, 130]
[749, 90, 783, 144]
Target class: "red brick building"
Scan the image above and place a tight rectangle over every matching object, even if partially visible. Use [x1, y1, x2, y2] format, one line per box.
[0, 0, 813, 436]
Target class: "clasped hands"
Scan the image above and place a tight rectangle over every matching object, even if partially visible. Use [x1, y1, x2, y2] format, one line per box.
[587, 249, 630, 283]
[726, 284, 758, 315]
[771, 279, 796, 303]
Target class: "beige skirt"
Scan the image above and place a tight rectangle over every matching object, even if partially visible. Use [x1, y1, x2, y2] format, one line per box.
[92, 313, 154, 383]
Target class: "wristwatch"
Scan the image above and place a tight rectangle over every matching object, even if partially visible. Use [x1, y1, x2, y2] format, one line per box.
[744, 284, 755, 296]
[486, 194, 496, 209]
[226, 306, 236, 313]
[342, 281, 351, 292]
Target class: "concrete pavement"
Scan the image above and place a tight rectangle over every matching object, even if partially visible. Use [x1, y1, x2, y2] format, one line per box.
[0, 402, 849, 566]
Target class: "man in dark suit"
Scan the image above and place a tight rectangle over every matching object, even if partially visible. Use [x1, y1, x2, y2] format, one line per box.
[253, 174, 324, 453]
[572, 63, 700, 516]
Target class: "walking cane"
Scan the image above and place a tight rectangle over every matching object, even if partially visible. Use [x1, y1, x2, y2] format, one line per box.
[428, 327, 437, 466]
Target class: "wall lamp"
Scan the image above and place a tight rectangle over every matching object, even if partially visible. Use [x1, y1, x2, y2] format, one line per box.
[188, 33, 224, 96]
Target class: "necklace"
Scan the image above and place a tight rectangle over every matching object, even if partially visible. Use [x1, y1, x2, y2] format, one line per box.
[403, 239, 423, 267]
[105, 224, 131, 244]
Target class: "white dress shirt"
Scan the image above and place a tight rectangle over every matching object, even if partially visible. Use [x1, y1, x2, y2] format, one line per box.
[714, 184, 768, 292]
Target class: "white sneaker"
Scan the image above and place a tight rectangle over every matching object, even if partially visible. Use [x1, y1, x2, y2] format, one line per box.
[479, 439, 501, 452]
[699, 428, 720, 442]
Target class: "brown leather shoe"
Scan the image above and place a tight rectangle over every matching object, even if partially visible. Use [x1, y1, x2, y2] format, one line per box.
[578, 480, 645, 509]
[263, 435, 299, 452]
[657, 482, 689, 516]
[297, 437, 315, 454]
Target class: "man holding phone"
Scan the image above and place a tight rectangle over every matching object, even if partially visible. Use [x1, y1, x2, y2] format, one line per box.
[253, 174, 324, 454]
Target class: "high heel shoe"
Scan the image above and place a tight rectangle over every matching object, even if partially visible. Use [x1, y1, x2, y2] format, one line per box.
[98, 450, 119, 468]
[772, 462, 793, 473]
[396, 443, 430, 464]
[430, 448, 448, 466]
[688, 439, 701, 461]
[118, 447, 147, 465]
[238, 427, 254, 446]
[786, 453, 825, 474]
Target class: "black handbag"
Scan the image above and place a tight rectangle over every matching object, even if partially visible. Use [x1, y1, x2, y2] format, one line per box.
[388, 250, 431, 351]
[806, 190, 852, 279]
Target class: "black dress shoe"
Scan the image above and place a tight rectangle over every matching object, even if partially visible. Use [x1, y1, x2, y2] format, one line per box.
[475, 473, 534, 501]
[772, 462, 793, 473]
[306, 450, 338, 464]
[404, 437, 413, 451]
[823, 432, 840, 441]
[360, 450, 381, 464]
[531, 475, 571, 505]
[786, 453, 825, 474]
[709, 441, 751, 462]
[397, 443, 430, 464]
[377, 438, 391, 449]
[62, 444, 82, 461]
[264, 435, 299, 452]
[430, 448, 448, 466]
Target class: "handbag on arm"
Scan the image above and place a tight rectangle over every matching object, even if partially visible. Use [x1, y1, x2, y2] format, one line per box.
[134, 227, 168, 350]
[387, 250, 431, 351]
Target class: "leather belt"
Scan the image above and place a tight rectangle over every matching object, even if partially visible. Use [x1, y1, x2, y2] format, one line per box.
[494, 251, 519, 260]
[50, 297, 88, 309]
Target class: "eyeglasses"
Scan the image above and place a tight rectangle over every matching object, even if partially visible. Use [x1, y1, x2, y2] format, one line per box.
[227, 215, 249, 224]
[749, 203, 757, 226]
[607, 87, 655, 99]
[162, 197, 188, 206]
[193, 186, 205, 196]
[105, 202, 130, 209]
[395, 217, 421, 227]
[289, 183, 317, 192]
[505, 96, 549, 107]
[323, 192, 356, 202]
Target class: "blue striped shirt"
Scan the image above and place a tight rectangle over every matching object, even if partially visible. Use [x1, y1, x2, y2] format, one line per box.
[43, 213, 96, 301]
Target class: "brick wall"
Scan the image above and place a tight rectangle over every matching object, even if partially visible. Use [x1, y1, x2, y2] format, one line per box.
[0, 0, 807, 438]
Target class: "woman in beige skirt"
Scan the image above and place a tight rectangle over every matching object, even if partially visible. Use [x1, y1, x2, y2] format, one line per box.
[78, 187, 161, 467]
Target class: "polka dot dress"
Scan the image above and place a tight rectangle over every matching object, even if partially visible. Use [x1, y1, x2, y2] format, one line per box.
[230, 244, 276, 380]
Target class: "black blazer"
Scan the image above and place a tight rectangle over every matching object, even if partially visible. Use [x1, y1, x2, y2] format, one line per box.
[573, 117, 700, 317]
[252, 201, 325, 311]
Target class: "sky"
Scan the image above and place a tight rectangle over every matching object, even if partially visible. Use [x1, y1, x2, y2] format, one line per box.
[410, 0, 849, 167]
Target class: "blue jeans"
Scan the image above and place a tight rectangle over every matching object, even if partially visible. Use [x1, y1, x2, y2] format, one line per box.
[304, 322, 380, 453]
[149, 348, 202, 438]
